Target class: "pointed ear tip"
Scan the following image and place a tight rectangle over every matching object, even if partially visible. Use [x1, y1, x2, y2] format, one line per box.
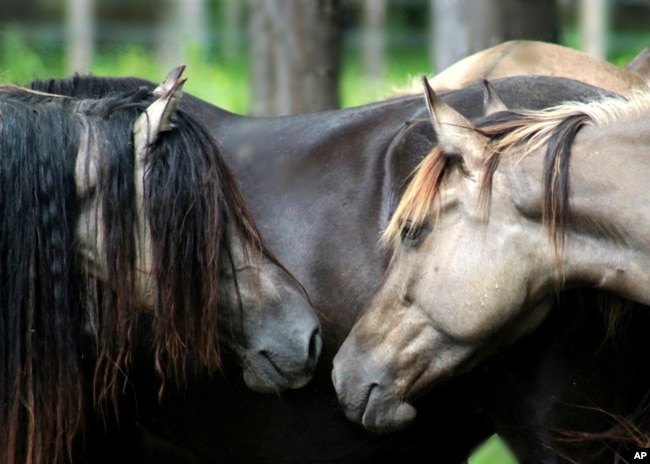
[174, 64, 187, 77]
[174, 76, 188, 91]
[169, 64, 186, 79]
[481, 79, 507, 113]
[168, 64, 186, 72]
[422, 80, 442, 109]
[481, 79, 495, 93]
[421, 76, 434, 92]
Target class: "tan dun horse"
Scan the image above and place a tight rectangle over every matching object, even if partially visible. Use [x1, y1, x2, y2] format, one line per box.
[333, 76, 650, 432]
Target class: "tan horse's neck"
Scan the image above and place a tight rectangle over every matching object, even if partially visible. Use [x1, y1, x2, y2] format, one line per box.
[503, 112, 650, 306]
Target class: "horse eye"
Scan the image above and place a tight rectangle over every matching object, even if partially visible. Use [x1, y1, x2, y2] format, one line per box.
[400, 220, 426, 244]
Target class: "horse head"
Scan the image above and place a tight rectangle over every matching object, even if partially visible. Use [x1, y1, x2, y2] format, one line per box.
[332, 78, 558, 431]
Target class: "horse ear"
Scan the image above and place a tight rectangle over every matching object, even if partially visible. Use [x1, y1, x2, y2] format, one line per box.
[481, 79, 507, 114]
[133, 71, 187, 160]
[421, 76, 487, 173]
[153, 65, 186, 97]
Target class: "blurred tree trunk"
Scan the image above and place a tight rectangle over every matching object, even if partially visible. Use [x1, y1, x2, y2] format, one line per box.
[431, 0, 470, 74]
[158, 0, 208, 70]
[248, 0, 341, 116]
[431, 0, 559, 72]
[222, 0, 245, 61]
[66, 0, 94, 73]
[362, 0, 387, 80]
[470, 0, 559, 48]
[579, 0, 608, 59]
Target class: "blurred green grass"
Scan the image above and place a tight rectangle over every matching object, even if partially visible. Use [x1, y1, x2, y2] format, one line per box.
[2, 29, 649, 464]
[469, 435, 519, 464]
[0, 29, 432, 113]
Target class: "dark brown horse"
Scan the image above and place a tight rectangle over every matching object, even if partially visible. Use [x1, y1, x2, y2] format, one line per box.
[0, 74, 320, 464]
[29, 73, 650, 463]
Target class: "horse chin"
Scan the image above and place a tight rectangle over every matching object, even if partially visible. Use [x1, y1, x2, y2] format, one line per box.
[360, 385, 417, 432]
[243, 368, 290, 393]
[243, 370, 315, 394]
[242, 348, 317, 393]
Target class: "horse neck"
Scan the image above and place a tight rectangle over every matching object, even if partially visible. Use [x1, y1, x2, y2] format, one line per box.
[182, 93, 239, 129]
[507, 118, 650, 305]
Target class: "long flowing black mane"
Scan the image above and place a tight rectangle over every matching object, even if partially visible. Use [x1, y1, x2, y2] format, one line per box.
[0, 88, 83, 464]
[0, 85, 269, 464]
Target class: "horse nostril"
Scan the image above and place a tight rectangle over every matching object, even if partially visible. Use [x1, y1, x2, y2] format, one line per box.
[307, 326, 322, 367]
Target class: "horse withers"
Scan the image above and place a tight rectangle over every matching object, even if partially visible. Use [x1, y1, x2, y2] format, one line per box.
[333, 77, 650, 434]
[0, 70, 320, 464]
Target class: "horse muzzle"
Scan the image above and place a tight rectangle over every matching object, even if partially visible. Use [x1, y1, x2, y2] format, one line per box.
[244, 323, 322, 393]
[332, 340, 417, 432]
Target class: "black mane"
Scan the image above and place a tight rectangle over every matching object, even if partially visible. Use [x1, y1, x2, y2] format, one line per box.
[0, 85, 268, 464]
[0, 86, 158, 464]
[0, 88, 85, 464]
[29, 74, 156, 100]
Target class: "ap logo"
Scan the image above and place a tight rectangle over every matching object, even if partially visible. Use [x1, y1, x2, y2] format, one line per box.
[636, 451, 648, 460]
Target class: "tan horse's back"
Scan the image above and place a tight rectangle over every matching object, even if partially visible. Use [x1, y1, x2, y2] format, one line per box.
[429, 40, 646, 93]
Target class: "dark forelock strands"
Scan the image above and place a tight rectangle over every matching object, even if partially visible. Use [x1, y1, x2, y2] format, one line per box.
[0, 85, 224, 464]
[142, 107, 275, 387]
[88, 95, 141, 417]
[84, 89, 284, 400]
